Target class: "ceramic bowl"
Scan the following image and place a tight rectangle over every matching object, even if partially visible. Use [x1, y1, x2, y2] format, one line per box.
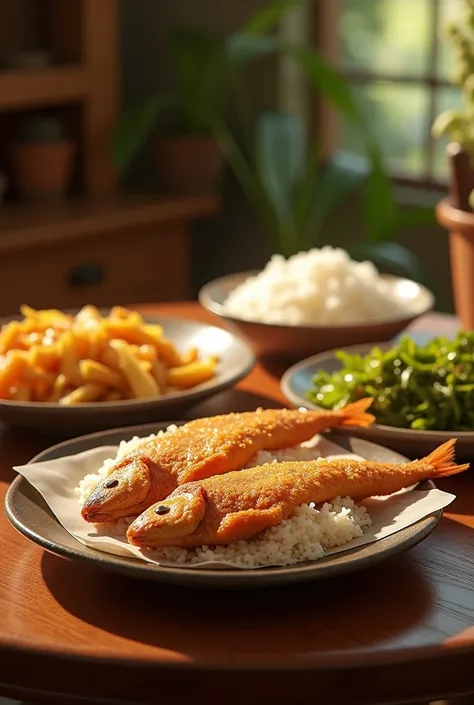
[199, 271, 434, 360]
[0, 315, 255, 436]
[281, 342, 474, 458]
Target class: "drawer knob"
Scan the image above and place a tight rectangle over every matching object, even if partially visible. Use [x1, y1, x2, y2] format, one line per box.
[68, 263, 104, 287]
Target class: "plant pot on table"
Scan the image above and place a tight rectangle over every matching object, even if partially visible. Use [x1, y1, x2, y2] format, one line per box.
[11, 141, 75, 202]
[154, 134, 223, 196]
[436, 198, 474, 330]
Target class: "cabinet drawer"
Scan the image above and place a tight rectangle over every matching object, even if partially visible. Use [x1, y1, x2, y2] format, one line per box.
[0, 222, 190, 315]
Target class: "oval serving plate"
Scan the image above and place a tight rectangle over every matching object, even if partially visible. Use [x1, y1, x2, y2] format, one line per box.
[281, 342, 474, 459]
[5, 422, 440, 590]
[0, 313, 255, 436]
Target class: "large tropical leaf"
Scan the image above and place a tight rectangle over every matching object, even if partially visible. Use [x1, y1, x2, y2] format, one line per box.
[302, 151, 370, 247]
[170, 26, 227, 133]
[288, 45, 363, 125]
[346, 241, 428, 284]
[215, 121, 283, 254]
[255, 112, 305, 236]
[227, 39, 363, 126]
[363, 145, 398, 242]
[225, 34, 281, 64]
[393, 205, 436, 229]
[292, 138, 321, 235]
[113, 96, 172, 173]
[242, 0, 310, 35]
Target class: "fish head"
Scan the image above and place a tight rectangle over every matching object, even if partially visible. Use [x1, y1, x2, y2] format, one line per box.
[81, 458, 152, 523]
[126, 487, 206, 548]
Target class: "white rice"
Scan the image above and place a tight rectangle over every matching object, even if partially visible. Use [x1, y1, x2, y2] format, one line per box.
[76, 427, 372, 568]
[224, 247, 418, 326]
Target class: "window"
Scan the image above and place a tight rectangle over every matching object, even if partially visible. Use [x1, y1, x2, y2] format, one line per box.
[318, 0, 464, 187]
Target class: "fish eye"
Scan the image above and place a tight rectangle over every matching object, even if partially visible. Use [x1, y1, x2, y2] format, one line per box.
[155, 505, 170, 516]
[104, 479, 119, 489]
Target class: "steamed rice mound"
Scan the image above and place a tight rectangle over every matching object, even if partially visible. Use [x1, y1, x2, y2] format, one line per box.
[224, 247, 417, 326]
[76, 427, 372, 568]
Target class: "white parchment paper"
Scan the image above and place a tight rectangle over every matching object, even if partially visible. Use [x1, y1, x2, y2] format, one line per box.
[13, 435, 455, 570]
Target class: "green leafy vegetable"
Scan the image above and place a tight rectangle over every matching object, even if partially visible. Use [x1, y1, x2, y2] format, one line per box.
[306, 333, 474, 432]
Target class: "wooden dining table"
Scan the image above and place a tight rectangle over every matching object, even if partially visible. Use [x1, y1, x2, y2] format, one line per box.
[0, 302, 473, 705]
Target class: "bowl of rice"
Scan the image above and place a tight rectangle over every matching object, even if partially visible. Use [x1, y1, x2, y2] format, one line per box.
[199, 248, 434, 360]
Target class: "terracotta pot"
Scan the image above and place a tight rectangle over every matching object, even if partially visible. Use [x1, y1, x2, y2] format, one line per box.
[154, 135, 223, 196]
[436, 198, 474, 330]
[11, 140, 75, 201]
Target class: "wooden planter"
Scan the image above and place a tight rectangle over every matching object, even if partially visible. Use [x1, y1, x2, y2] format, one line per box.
[11, 140, 75, 201]
[436, 198, 474, 330]
[154, 135, 223, 196]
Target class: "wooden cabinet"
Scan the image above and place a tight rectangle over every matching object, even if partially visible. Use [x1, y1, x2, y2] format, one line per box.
[0, 0, 218, 312]
[0, 195, 218, 315]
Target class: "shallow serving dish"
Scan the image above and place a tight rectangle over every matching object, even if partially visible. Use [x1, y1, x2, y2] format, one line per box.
[199, 271, 435, 361]
[5, 422, 440, 590]
[281, 342, 474, 459]
[0, 315, 255, 436]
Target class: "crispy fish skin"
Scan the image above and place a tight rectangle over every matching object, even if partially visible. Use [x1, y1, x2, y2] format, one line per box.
[127, 439, 469, 549]
[81, 400, 374, 523]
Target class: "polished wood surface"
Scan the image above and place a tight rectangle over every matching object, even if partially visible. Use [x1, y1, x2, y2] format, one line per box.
[0, 304, 473, 705]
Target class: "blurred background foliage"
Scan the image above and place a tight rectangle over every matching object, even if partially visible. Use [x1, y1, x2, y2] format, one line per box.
[339, 0, 463, 181]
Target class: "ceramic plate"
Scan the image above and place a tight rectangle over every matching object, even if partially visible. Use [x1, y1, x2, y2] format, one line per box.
[5, 422, 440, 590]
[281, 342, 474, 459]
[0, 314, 255, 436]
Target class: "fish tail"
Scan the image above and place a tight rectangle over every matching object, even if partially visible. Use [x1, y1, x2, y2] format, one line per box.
[425, 439, 470, 477]
[337, 398, 375, 428]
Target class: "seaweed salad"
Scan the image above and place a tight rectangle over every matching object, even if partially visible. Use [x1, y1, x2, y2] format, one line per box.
[307, 333, 474, 431]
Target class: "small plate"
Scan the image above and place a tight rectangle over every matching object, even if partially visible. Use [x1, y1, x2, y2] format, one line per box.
[199, 271, 434, 360]
[5, 422, 440, 590]
[281, 343, 474, 459]
[0, 315, 255, 436]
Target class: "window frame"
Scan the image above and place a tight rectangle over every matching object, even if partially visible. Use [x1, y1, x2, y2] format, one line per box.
[314, 0, 455, 193]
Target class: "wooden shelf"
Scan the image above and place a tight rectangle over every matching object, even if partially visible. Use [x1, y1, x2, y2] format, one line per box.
[0, 194, 219, 253]
[0, 65, 88, 110]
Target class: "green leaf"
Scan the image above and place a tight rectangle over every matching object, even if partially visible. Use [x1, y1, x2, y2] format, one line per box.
[363, 145, 398, 241]
[113, 97, 171, 173]
[225, 34, 281, 63]
[303, 151, 369, 246]
[215, 121, 281, 253]
[171, 26, 226, 133]
[288, 45, 362, 125]
[228, 39, 366, 126]
[393, 205, 436, 229]
[242, 0, 310, 35]
[255, 112, 305, 242]
[292, 139, 321, 233]
[347, 241, 428, 284]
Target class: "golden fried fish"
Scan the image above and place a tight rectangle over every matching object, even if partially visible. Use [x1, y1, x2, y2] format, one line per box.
[127, 439, 468, 548]
[82, 400, 374, 522]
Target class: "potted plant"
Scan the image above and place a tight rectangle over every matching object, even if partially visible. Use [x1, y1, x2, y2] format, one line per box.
[114, 26, 226, 196]
[116, 0, 431, 280]
[11, 113, 75, 202]
[114, 1, 335, 197]
[214, 109, 431, 280]
[432, 2, 474, 328]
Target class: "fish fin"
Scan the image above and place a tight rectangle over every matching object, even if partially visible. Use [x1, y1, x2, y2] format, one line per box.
[425, 439, 470, 477]
[338, 398, 375, 428]
[217, 506, 285, 543]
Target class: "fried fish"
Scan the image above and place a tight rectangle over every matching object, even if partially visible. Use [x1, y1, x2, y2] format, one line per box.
[127, 439, 468, 548]
[82, 400, 374, 522]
